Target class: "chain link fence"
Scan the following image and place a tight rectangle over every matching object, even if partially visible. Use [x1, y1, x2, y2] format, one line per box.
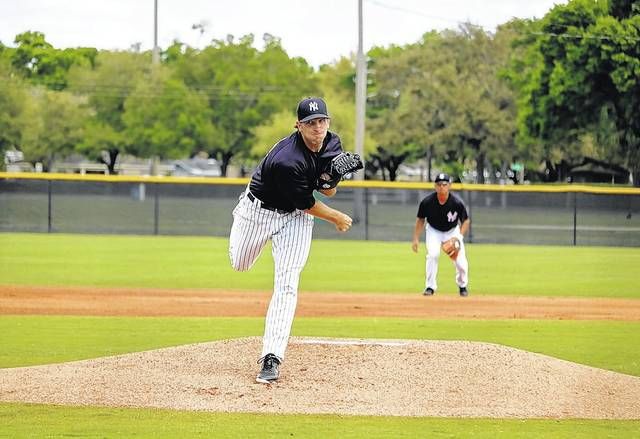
[1, 174, 639, 247]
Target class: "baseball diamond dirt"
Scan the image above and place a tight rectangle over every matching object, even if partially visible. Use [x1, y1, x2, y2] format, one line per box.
[2, 285, 640, 320]
[1, 285, 639, 419]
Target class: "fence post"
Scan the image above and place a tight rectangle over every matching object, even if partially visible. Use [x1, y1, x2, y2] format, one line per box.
[573, 192, 577, 246]
[154, 183, 159, 235]
[47, 179, 52, 233]
[364, 187, 369, 241]
[467, 190, 473, 243]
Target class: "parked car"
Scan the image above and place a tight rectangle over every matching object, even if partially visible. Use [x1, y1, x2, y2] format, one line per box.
[170, 159, 222, 177]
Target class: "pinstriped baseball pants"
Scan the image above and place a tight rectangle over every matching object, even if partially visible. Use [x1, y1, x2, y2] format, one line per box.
[229, 190, 314, 360]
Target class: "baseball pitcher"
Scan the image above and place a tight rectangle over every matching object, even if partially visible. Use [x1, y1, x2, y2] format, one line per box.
[228, 97, 363, 384]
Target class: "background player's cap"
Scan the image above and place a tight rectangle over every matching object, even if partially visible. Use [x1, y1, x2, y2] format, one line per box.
[435, 173, 451, 183]
[297, 97, 330, 122]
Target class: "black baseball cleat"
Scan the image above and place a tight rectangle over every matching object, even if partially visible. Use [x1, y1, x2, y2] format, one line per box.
[459, 287, 469, 297]
[423, 288, 435, 296]
[256, 353, 280, 384]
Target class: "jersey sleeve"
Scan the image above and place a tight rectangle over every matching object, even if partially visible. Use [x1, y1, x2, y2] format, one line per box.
[317, 132, 344, 168]
[457, 198, 469, 223]
[326, 132, 344, 156]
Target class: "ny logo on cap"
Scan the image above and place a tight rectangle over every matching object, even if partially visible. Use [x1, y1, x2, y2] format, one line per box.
[309, 101, 319, 111]
[438, 173, 446, 180]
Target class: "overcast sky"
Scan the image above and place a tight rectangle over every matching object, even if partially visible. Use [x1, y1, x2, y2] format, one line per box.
[1, 0, 567, 68]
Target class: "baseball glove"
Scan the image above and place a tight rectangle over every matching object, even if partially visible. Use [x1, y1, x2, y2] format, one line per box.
[441, 237, 461, 260]
[317, 152, 364, 190]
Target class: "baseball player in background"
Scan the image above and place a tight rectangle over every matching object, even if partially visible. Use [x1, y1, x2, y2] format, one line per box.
[411, 173, 471, 297]
[229, 97, 360, 384]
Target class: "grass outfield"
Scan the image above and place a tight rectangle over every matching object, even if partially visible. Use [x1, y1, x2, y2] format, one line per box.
[1, 233, 639, 297]
[1, 232, 639, 436]
[1, 404, 638, 438]
[1, 316, 639, 376]
[1, 317, 639, 437]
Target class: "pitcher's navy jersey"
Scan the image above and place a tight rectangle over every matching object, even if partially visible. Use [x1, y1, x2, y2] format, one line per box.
[417, 192, 469, 232]
[249, 131, 343, 212]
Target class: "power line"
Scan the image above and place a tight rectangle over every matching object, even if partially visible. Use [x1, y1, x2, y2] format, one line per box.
[365, 0, 461, 26]
[365, 0, 640, 42]
[0, 79, 306, 100]
[530, 31, 640, 42]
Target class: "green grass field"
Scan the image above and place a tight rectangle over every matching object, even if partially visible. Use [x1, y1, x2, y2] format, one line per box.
[1, 316, 639, 375]
[1, 404, 637, 439]
[1, 232, 639, 437]
[1, 233, 639, 297]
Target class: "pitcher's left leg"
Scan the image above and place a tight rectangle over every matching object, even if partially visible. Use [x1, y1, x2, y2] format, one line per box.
[261, 212, 314, 359]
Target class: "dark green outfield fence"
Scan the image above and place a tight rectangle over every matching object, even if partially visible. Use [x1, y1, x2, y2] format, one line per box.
[1, 172, 639, 247]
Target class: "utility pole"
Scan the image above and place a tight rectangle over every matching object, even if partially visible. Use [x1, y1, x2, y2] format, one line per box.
[353, 0, 367, 226]
[152, 0, 160, 65]
[354, 0, 366, 179]
[150, 0, 160, 177]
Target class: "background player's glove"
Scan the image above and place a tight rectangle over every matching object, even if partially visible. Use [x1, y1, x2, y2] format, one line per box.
[441, 237, 461, 260]
[317, 152, 364, 190]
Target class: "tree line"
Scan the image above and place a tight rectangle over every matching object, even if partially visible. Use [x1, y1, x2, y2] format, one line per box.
[0, 0, 638, 185]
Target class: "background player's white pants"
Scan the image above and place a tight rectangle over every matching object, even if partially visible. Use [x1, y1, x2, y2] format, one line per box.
[229, 191, 314, 360]
[425, 224, 468, 291]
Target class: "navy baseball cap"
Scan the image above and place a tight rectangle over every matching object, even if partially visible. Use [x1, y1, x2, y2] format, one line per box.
[434, 173, 451, 183]
[297, 97, 330, 122]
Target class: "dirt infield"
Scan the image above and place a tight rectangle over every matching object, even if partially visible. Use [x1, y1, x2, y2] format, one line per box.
[2, 285, 639, 419]
[2, 284, 640, 320]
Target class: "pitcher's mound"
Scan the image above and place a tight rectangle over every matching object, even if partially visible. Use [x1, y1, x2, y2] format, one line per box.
[1, 337, 639, 419]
